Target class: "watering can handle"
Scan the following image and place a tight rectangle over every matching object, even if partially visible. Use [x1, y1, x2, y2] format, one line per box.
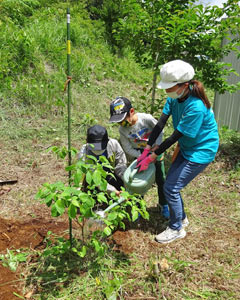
[129, 168, 138, 182]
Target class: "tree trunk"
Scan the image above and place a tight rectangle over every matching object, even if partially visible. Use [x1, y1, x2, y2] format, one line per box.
[151, 71, 158, 114]
[151, 52, 160, 114]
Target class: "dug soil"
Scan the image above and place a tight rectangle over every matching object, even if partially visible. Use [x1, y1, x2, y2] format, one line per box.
[0, 216, 70, 300]
[0, 141, 239, 299]
[0, 211, 163, 300]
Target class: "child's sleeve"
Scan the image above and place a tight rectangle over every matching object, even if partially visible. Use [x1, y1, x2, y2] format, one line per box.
[119, 129, 141, 159]
[77, 144, 87, 160]
[114, 140, 128, 178]
[106, 183, 117, 193]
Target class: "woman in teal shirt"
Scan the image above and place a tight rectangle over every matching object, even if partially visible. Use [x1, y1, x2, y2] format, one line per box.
[137, 59, 219, 244]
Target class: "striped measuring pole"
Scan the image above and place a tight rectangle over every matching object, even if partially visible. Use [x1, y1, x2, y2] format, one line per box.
[67, 7, 71, 179]
[66, 7, 73, 247]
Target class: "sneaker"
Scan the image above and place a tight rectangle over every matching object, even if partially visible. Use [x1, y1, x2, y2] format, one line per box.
[155, 226, 186, 244]
[182, 217, 189, 228]
[161, 205, 170, 219]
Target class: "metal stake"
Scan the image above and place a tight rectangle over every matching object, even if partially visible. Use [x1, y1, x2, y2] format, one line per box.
[66, 7, 73, 247]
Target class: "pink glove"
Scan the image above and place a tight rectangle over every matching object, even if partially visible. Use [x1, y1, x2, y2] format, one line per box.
[137, 148, 150, 164]
[137, 155, 155, 172]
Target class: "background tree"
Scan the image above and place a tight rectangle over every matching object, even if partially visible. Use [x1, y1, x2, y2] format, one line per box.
[85, 0, 125, 54]
[112, 0, 240, 112]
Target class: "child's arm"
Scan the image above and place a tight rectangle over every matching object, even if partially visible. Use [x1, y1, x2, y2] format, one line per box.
[120, 131, 141, 159]
[77, 144, 87, 160]
[114, 140, 128, 178]
[106, 183, 118, 193]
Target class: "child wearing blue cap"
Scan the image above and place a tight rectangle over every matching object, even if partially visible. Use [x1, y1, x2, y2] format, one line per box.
[109, 97, 169, 219]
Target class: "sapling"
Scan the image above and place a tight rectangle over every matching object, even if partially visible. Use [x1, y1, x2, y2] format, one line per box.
[36, 147, 149, 257]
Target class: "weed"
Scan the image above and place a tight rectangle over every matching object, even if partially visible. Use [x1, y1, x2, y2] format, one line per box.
[0, 249, 29, 272]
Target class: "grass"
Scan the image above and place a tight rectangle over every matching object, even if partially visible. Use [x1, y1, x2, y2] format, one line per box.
[2, 133, 239, 300]
[0, 1, 240, 299]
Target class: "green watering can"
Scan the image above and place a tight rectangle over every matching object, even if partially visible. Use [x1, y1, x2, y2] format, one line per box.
[95, 159, 155, 220]
[123, 159, 156, 196]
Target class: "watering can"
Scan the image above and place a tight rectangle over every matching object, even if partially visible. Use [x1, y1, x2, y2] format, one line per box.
[123, 159, 156, 196]
[94, 160, 155, 219]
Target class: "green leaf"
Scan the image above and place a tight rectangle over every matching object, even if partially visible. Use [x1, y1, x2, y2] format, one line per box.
[80, 206, 86, 215]
[107, 212, 117, 221]
[93, 170, 101, 185]
[92, 239, 100, 252]
[97, 193, 108, 203]
[78, 245, 87, 258]
[73, 171, 83, 186]
[83, 207, 93, 218]
[71, 197, 80, 207]
[55, 199, 65, 215]
[71, 147, 78, 157]
[86, 171, 92, 184]
[79, 193, 94, 207]
[15, 252, 28, 263]
[132, 209, 139, 222]
[99, 180, 107, 191]
[68, 203, 77, 219]
[72, 247, 78, 253]
[119, 221, 125, 230]
[86, 154, 97, 162]
[65, 164, 76, 171]
[51, 204, 60, 217]
[103, 226, 112, 236]
[79, 192, 89, 202]
[99, 155, 110, 164]
[44, 193, 53, 207]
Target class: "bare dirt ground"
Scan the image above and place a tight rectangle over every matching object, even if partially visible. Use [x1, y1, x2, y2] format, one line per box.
[0, 142, 71, 299]
[0, 217, 69, 300]
[0, 139, 240, 299]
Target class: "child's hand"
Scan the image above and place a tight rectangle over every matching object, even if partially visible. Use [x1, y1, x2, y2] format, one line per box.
[137, 148, 150, 163]
[137, 154, 156, 172]
[115, 190, 122, 197]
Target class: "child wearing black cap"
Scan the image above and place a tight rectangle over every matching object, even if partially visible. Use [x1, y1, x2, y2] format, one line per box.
[78, 125, 127, 195]
[109, 97, 169, 219]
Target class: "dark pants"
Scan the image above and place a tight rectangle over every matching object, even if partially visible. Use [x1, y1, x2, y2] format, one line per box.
[155, 155, 167, 207]
[106, 172, 124, 191]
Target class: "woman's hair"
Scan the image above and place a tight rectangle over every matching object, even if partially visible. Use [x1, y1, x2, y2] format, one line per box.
[189, 80, 211, 109]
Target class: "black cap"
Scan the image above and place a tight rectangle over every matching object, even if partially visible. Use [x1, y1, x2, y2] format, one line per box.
[87, 125, 109, 150]
[109, 97, 132, 123]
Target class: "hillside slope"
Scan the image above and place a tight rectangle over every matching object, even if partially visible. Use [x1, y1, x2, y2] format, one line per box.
[0, 1, 239, 300]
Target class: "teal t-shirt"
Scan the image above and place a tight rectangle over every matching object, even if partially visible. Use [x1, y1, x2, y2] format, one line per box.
[163, 95, 219, 164]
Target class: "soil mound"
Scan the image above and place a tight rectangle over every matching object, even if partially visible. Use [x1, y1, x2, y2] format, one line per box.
[0, 217, 69, 300]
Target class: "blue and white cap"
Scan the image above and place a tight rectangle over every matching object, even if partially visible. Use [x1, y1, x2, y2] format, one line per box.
[109, 96, 132, 123]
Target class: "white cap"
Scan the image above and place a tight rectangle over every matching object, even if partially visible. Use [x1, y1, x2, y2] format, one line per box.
[157, 60, 195, 89]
